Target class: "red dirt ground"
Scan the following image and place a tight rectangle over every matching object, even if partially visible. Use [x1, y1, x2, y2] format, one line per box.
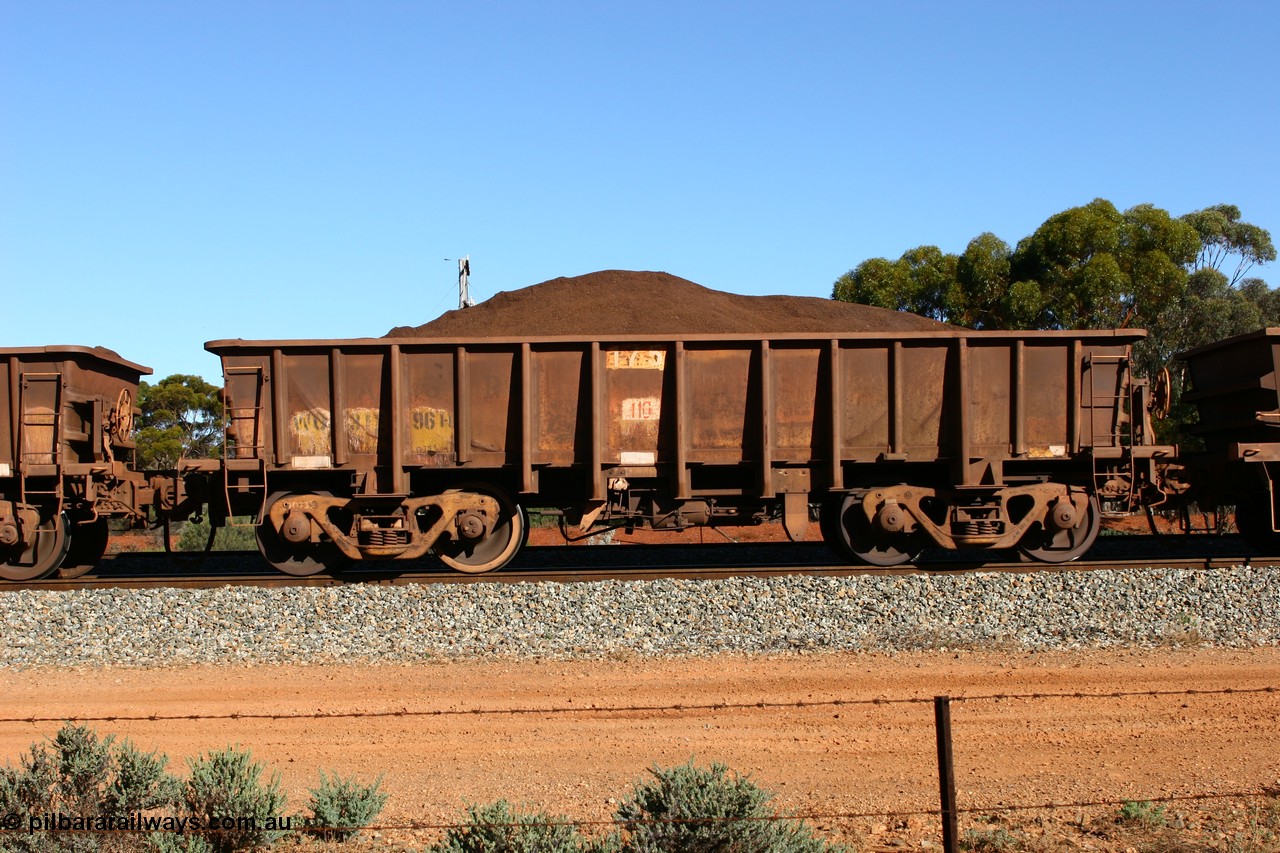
[0, 649, 1276, 850]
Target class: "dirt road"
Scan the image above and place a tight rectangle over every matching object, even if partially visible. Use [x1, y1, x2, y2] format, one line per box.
[1, 648, 1276, 847]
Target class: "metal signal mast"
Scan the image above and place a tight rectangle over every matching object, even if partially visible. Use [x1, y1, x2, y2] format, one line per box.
[458, 255, 474, 309]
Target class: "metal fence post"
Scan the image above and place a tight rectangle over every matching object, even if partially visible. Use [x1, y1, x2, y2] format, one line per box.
[935, 695, 958, 853]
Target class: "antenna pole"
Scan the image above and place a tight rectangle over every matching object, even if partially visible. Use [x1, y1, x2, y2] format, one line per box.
[459, 255, 474, 309]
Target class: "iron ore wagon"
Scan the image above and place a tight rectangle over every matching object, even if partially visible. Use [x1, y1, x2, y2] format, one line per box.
[202, 328, 1169, 574]
[1179, 327, 1280, 548]
[0, 346, 151, 580]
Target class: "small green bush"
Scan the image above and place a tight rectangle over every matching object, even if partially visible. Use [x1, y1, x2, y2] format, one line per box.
[182, 747, 288, 853]
[427, 801, 608, 853]
[0, 722, 180, 853]
[1117, 799, 1168, 828]
[176, 517, 258, 552]
[148, 835, 215, 853]
[613, 761, 845, 853]
[305, 771, 388, 842]
[961, 825, 1020, 852]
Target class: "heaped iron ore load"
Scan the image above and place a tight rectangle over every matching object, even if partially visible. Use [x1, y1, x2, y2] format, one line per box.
[387, 270, 952, 338]
[0, 346, 152, 580]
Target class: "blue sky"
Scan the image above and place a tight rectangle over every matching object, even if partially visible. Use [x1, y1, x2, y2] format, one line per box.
[3, 0, 1277, 380]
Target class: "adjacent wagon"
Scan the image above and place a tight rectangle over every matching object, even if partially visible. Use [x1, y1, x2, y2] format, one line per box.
[1180, 327, 1280, 546]
[0, 346, 151, 579]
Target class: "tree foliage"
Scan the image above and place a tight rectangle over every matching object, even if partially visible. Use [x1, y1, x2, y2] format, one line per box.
[1182, 203, 1277, 286]
[135, 375, 223, 469]
[832, 200, 1275, 444]
[832, 199, 1272, 337]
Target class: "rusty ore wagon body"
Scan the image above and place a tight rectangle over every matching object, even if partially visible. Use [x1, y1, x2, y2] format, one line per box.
[0, 346, 151, 580]
[1180, 327, 1280, 546]
[203, 329, 1168, 573]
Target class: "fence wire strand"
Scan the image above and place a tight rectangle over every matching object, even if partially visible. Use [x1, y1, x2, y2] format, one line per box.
[0, 685, 1272, 725]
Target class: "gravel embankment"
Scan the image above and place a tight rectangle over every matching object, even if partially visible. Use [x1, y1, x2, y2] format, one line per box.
[1, 567, 1276, 668]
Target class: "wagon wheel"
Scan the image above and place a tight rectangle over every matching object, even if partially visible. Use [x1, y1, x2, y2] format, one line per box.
[256, 492, 351, 576]
[434, 486, 528, 574]
[110, 388, 134, 443]
[1233, 498, 1280, 551]
[57, 518, 110, 579]
[821, 493, 919, 567]
[1018, 495, 1101, 564]
[0, 511, 71, 581]
[1149, 366, 1172, 421]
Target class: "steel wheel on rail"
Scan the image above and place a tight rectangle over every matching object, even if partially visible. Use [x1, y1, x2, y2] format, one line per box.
[1018, 494, 1101, 564]
[434, 485, 528, 574]
[0, 510, 71, 581]
[821, 492, 920, 567]
[256, 492, 352, 576]
[1233, 497, 1280, 551]
[57, 518, 110, 579]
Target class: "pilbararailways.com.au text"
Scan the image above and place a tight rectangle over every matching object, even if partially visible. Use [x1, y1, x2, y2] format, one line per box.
[5, 813, 294, 834]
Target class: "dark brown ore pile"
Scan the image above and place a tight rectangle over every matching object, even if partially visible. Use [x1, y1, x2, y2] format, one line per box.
[387, 270, 948, 337]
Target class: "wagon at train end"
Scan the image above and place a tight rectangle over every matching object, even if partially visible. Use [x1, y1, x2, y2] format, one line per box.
[1179, 327, 1280, 549]
[0, 346, 152, 580]
[202, 329, 1173, 574]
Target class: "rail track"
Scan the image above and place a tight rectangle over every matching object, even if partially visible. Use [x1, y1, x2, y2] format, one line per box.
[4, 535, 1276, 592]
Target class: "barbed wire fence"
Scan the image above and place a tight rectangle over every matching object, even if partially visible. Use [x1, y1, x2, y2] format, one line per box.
[0, 686, 1275, 851]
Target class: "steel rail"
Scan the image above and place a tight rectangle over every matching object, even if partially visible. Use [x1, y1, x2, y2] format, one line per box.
[4, 536, 1276, 592]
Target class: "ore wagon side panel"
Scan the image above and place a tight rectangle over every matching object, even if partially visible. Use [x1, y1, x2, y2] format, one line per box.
[0, 359, 10, 476]
[1021, 342, 1072, 456]
[769, 344, 823, 460]
[839, 344, 890, 460]
[281, 352, 334, 465]
[1181, 328, 1280, 454]
[968, 341, 1012, 456]
[464, 349, 516, 466]
[836, 340, 954, 464]
[685, 345, 753, 464]
[603, 345, 668, 467]
[404, 349, 457, 467]
[530, 348, 585, 465]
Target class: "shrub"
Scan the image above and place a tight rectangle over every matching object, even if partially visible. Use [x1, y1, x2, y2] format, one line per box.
[148, 835, 215, 853]
[182, 747, 289, 853]
[1117, 799, 1168, 828]
[176, 517, 258, 552]
[427, 801, 608, 853]
[613, 761, 845, 853]
[305, 771, 388, 842]
[0, 722, 180, 853]
[961, 826, 1020, 852]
